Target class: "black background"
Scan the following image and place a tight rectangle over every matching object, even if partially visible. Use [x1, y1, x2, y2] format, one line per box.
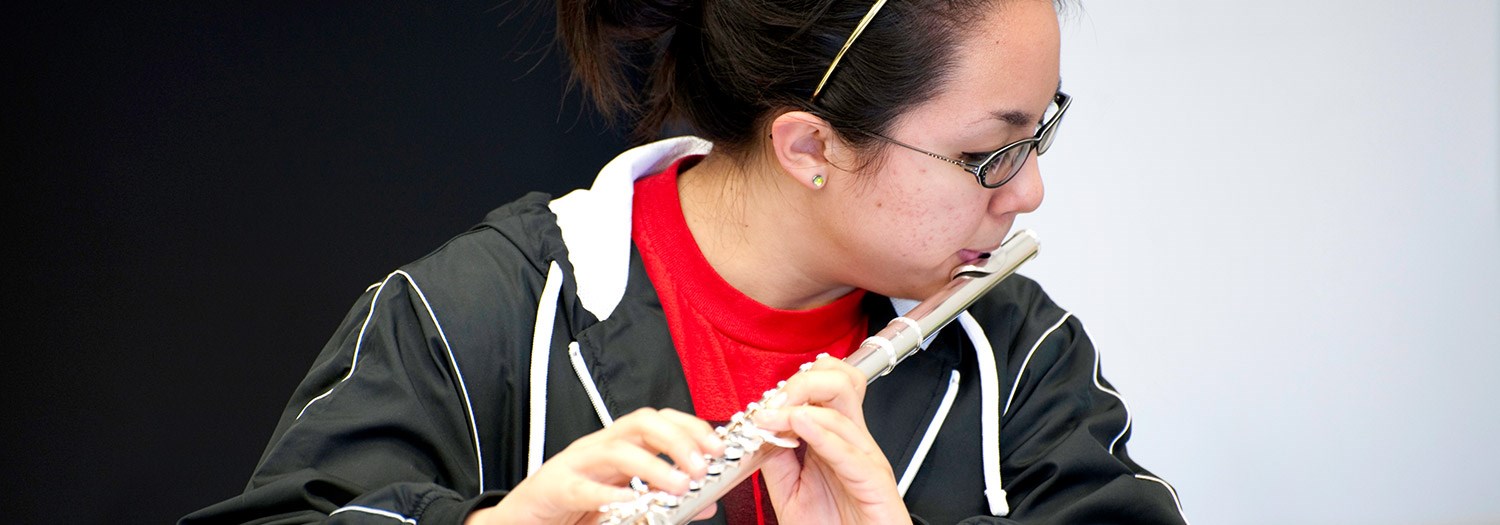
[8, 2, 626, 523]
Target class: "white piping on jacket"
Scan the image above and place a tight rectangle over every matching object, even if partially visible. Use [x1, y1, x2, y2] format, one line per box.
[1136, 474, 1191, 525]
[330, 505, 417, 524]
[958, 312, 1009, 516]
[1088, 329, 1134, 455]
[1001, 312, 1074, 417]
[296, 270, 485, 492]
[527, 261, 566, 477]
[1077, 324, 1190, 524]
[568, 342, 616, 427]
[397, 270, 486, 492]
[896, 369, 960, 496]
[1006, 313, 1190, 524]
[297, 273, 398, 420]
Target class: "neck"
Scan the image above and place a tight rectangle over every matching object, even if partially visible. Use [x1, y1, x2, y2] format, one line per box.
[676, 151, 854, 310]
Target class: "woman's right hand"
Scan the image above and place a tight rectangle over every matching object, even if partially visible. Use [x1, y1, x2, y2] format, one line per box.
[466, 407, 724, 525]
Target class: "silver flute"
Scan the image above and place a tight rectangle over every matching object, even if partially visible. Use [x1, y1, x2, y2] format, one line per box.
[600, 229, 1040, 525]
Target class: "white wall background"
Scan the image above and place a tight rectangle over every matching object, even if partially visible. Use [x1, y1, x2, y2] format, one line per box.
[1016, 2, 1500, 524]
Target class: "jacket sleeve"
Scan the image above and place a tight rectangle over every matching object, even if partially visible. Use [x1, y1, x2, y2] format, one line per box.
[180, 272, 508, 525]
[962, 313, 1188, 524]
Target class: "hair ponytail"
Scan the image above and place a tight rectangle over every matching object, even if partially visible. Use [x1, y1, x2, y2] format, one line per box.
[555, 0, 694, 138]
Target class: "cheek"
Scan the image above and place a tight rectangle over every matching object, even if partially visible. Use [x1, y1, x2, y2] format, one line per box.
[867, 168, 979, 261]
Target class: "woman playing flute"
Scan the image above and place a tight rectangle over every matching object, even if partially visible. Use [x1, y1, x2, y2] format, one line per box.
[184, 0, 1186, 523]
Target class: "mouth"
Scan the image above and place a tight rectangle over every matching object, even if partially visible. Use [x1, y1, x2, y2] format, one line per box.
[957, 249, 992, 263]
[957, 238, 1007, 263]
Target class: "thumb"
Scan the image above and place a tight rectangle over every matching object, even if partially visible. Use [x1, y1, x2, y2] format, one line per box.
[757, 446, 800, 505]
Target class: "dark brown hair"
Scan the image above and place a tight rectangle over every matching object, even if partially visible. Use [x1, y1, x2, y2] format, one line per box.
[557, 0, 1000, 157]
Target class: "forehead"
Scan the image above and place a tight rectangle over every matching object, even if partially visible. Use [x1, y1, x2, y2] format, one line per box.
[910, 0, 1061, 127]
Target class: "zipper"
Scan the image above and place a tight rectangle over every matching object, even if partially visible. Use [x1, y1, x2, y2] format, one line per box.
[568, 342, 615, 427]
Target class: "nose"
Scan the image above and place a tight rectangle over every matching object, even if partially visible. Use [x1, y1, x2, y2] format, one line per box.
[989, 152, 1044, 216]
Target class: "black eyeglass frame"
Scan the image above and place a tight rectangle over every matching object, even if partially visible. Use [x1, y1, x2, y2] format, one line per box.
[867, 91, 1071, 189]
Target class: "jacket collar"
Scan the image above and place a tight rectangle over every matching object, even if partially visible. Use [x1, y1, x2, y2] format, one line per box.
[548, 136, 714, 322]
[548, 135, 929, 337]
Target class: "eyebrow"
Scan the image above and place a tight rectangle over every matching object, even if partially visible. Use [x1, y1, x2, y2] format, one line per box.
[989, 109, 1038, 127]
[985, 79, 1064, 127]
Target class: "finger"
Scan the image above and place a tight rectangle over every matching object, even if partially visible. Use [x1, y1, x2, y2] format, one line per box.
[692, 503, 718, 521]
[810, 352, 863, 382]
[785, 405, 885, 463]
[751, 406, 790, 433]
[613, 408, 722, 479]
[756, 444, 804, 504]
[653, 408, 727, 457]
[546, 477, 638, 515]
[770, 361, 868, 427]
[577, 441, 695, 495]
[785, 408, 904, 510]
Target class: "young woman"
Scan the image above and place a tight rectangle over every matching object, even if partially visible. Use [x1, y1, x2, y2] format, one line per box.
[183, 0, 1187, 523]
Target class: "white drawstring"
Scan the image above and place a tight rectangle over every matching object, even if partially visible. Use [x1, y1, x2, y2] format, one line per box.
[959, 312, 1010, 516]
[897, 370, 961, 496]
[526, 261, 566, 477]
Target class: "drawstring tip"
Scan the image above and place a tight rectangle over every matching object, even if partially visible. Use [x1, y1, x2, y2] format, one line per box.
[985, 488, 1010, 516]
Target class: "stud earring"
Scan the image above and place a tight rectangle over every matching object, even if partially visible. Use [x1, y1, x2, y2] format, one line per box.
[812, 174, 826, 188]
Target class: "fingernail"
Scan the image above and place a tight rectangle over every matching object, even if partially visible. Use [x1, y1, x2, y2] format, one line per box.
[765, 392, 788, 409]
[758, 408, 782, 428]
[690, 453, 706, 471]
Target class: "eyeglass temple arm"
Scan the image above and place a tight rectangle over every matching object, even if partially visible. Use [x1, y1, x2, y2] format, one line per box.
[872, 132, 981, 171]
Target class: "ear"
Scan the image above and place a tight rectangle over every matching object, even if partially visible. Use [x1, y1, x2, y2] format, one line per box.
[768, 111, 838, 190]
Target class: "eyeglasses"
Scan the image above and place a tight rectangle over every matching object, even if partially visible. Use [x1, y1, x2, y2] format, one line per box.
[869, 91, 1071, 189]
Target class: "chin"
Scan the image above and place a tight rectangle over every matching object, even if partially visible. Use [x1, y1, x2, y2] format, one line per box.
[876, 272, 951, 301]
[857, 257, 960, 300]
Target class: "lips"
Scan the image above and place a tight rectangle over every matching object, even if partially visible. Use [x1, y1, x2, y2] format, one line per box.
[958, 249, 990, 263]
[958, 240, 1005, 263]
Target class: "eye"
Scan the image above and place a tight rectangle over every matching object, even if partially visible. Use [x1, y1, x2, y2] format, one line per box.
[959, 151, 990, 163]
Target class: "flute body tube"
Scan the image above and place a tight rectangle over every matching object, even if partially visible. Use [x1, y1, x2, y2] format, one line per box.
[599, 230, 1041, 525]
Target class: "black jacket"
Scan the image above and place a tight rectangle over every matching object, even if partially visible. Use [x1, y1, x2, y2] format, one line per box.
[183, 138, 1188, 525]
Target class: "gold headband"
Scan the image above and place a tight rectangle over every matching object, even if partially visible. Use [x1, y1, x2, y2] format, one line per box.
[810, 0, 889, 102]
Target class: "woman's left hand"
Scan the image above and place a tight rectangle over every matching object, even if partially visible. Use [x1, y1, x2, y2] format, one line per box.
[753, 354, 912, 525]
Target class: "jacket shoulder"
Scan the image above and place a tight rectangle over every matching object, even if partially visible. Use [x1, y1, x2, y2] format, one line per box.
[967, 273, 1071, 329]
[400, 192, 564, 293]
[963, 273, 1080, 359]
[387, 192, 568, 358]
[409, 192, 563, 274]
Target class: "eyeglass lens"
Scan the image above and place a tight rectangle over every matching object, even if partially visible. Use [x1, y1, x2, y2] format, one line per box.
[981, 96, 1064, 187]
[979, 144, 1030, 186]
[1037, 105, 1062, 154]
